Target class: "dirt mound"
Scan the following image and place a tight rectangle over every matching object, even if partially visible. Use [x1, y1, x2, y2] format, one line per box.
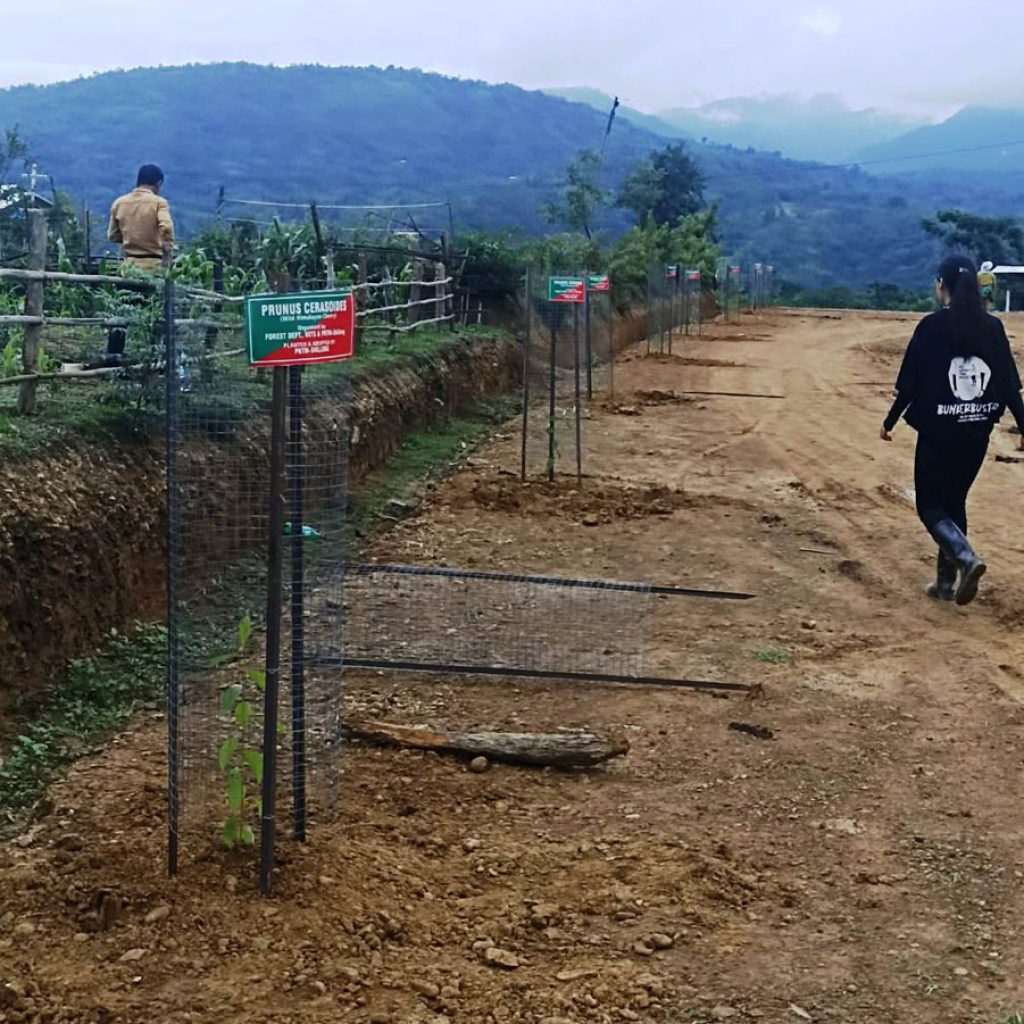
[0, 723, 775, 1024]
[639, 354, 745, 368]
[442, 475, 690, 523]
[632, 389, 694, 407]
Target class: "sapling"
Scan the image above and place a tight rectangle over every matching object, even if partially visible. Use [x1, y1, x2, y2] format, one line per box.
[217, 614, 265, 848]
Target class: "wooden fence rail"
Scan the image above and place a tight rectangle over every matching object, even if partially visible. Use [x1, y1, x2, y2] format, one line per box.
[0, 238, 458, 408]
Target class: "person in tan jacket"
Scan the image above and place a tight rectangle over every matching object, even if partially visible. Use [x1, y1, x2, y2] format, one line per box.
[107, 164, 174, 271]
[104, 165, 174, 360]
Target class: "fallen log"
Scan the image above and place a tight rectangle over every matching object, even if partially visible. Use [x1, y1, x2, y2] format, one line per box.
[342, 719, 629, 768]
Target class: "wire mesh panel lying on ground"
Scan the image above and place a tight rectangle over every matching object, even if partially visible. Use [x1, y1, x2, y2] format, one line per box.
[165, 282, 348, 865]
[326, 564, 651, 682]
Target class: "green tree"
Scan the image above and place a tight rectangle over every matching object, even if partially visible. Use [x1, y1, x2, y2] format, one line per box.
[617, 144, 706, 227]
[0, 126, 29, 181]
[607, 208, 719, 308]
[0, 127, 32, 260]
[922, 209, 1024, 265]
[541, 149, 609, 240]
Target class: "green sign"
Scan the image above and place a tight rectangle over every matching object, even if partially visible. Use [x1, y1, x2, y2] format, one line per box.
[246, 289, 356, 367]
[548, 276, 585, 303]
[587, 273, 610, 293]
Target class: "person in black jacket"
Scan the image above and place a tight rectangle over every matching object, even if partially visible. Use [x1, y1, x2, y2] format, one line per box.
[881, 254, 1024, 605]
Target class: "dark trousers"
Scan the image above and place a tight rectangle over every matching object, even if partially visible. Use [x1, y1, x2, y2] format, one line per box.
[914, 432, 988, 535]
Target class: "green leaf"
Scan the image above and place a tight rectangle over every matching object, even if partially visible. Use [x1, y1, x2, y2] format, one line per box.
[243, 748, 264, 784]
[240, 824, 255, 846]
[238, 614, 253, 651]
[222, 816, 239, 848]
[247, 668, 266, 691]
[217, 736, 239, 772]
[207, 648, 239, 669]
[227, 768, 244, 813]
[220, 684, 243, 714]
[235, 701, 253, 729]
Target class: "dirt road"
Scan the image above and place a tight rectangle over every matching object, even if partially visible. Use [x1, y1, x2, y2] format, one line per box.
[3, 310, 1024, 1024]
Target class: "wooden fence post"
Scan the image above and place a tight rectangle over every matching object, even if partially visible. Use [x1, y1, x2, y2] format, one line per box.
[17, 208, 48, 415]
[434, 261, 446, 324]
[408, 260, 424, 329]
[355, 252, 367, 352]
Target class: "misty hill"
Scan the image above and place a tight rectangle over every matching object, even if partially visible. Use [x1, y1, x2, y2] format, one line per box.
[0, 63, 664, 234]
[656, 94, 927, 164]
[856, 105, 1024, 175]
[543, 87, 687, 141]
[0, 64, 1019, 290]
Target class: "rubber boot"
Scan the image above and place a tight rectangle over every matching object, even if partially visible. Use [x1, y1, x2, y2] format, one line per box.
[925, 549, 957, 602]
[929, 519, 986, 606]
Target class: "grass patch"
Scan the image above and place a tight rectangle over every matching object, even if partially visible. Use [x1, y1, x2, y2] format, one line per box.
[352, 394, 517, 536]
[0, 623, 166, 829]
[755, 648, 790, 664]
[0, 325, 511, 461]
[0, 399, 160, 461]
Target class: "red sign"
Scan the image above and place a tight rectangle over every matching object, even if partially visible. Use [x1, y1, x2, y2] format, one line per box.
[246, 289, 356, 367]
[548, 277, 586, 303]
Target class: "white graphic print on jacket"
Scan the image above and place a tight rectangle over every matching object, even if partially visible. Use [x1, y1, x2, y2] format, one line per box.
[948, 356, 992, 403]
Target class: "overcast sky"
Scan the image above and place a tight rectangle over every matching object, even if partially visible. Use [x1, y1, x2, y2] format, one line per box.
[1, 0, 1021, 119]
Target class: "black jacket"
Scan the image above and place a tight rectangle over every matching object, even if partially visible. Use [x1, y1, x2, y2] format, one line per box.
[884, 310, 1024, 439]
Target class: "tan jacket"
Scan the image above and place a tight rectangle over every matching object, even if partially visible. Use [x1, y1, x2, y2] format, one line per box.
[108, 187, 174, 260]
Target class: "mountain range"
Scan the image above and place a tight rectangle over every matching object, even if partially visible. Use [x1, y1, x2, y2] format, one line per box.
[0, 64, 1022, 290]
[546, 88, 927, 165]
[857, 105, 1024, 174]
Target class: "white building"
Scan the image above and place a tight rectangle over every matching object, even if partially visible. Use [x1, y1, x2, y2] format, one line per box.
[992, 266, 1024, 312]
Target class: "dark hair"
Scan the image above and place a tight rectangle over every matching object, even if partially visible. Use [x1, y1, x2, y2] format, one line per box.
[937, 253, 991, 358]
[136, 164, 164, 188]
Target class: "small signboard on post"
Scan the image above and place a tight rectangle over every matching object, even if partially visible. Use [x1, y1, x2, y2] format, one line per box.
[548, 276, 586, 304]
[246, 289, 356, 367]
[587, 273, 611, 293]
[665, 265, 679, 279]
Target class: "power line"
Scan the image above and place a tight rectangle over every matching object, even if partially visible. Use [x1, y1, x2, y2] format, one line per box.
[848, 138, 1024, 169]
[223, 197, 450, 211]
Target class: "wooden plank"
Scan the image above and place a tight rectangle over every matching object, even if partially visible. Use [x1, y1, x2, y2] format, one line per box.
[342, 719, 629, 768]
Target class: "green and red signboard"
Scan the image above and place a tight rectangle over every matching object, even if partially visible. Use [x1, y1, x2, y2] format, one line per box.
[547, 276, 586, 303]
[686, 269, 701, 282]
[665, 265, 679, 279]
[246, 289, 356, 367]
[587, 273, 610, 293]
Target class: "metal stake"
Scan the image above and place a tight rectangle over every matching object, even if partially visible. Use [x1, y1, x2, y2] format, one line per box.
[521, 267, 531, 481]
[260, 367, 287, 895]
[288, 365, 307, 842]
[163, 276, 179, 878]
[547, 318, 557, 482]
[573, 303, 582, 484]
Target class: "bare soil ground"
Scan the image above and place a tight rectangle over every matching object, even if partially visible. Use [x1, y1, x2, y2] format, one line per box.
[4, 310, 1024, 1024]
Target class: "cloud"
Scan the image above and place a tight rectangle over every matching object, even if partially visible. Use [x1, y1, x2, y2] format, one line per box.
[796, 7, 843, 36]
[0, 0, 1022, 117]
